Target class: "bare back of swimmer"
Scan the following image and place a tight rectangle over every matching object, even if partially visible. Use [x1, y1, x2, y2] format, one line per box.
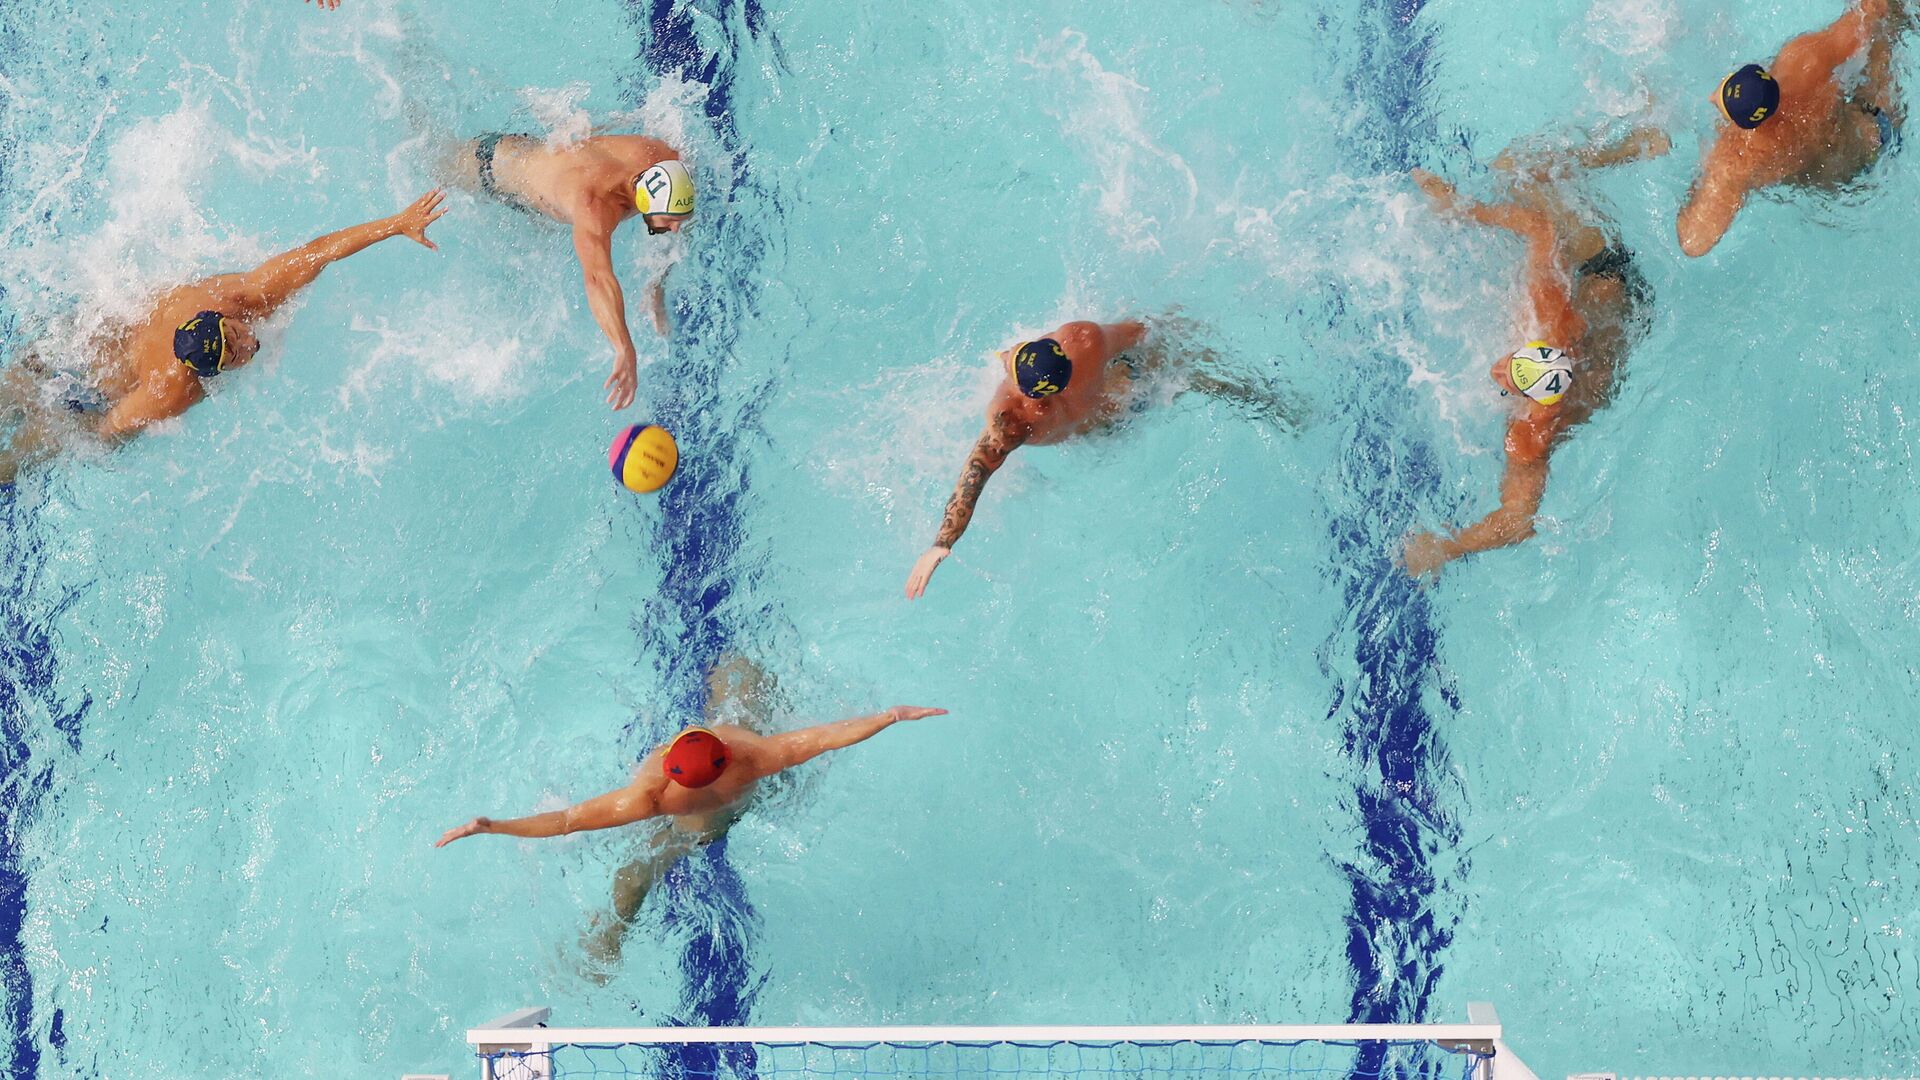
[448, 133, 693, 410]
[1677, 0, 1909, 256]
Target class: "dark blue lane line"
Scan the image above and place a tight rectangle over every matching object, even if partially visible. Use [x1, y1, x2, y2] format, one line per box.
[1322, 0, 1468, 1060]
[0, 65, 45, 1077]
[0, 483, 92, 1080]
[622, 1, 773, 1072]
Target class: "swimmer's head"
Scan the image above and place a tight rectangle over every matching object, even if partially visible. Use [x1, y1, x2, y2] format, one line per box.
[1716, 64, 1780, 130]
[634, 159, 695, 234]
[1493, 341, 1573, 406]
[1003, 337, 1072, 399]
[662, 726, 731, 788]
[173, 311, 258, 377]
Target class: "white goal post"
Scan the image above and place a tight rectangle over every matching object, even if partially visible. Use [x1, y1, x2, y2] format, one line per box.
[461, 1001, 1542, 1080]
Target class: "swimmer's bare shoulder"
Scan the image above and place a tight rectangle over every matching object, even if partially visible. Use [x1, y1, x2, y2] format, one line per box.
[591, 134, 679, 164]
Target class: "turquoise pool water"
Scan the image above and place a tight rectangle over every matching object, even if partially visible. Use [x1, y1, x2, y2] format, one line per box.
[1, 0, 1917, 1077]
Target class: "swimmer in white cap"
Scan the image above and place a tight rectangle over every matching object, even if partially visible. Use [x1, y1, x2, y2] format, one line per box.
[450, 133, 696, 410]
[1401, 127, 1667, 580]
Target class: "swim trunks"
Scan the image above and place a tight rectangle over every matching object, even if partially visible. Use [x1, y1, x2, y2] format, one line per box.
[1863, 104, 1903, 158]
[1112, 353, 1154, 415]
[17, 356, 109, 415]
[475, 133, 542, 216]
[1575, 242, 1654, 313]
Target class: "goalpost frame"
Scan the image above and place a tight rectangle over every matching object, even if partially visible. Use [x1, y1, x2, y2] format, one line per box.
[465, 1002, 1543, 1080]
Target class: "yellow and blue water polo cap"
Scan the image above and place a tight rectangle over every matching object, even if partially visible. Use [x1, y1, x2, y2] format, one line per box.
[1508, 342, 1573, 406]
[173, 311, 228, 377]
[1006, 338, 1072, 399]
[634, 159, 696, 218]
[1718, 64, 1779, 130]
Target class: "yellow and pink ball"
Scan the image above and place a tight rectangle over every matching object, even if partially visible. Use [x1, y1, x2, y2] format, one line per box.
[608, 424, 678, 493]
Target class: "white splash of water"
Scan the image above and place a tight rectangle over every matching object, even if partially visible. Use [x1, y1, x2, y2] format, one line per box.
[1018, 29, 1199, 254]
[1582, 0, 1677, 58]
[343, 300, 540, 408]
[523, 83, 597, 148]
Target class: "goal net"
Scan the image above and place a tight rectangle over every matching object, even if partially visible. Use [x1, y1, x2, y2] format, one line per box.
[465, 1006, 1537, 1080]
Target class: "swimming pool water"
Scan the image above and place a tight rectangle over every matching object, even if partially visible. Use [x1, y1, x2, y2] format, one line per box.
[2, 0, 1918, 1077]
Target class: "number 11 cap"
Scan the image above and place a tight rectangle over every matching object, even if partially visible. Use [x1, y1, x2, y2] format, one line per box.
[634, 159, 696, 218]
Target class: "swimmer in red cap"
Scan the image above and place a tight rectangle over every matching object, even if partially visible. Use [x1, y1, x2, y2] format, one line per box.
[1678, 0, 1909, 257]
[433, 655, 947, 965]
[905, 316, 1290, 599]
[1401, 126, 1667, 581]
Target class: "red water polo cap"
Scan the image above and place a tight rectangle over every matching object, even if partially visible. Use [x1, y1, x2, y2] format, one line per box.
[662, 727, 731, 788]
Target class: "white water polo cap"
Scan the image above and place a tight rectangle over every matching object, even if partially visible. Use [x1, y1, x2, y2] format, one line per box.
[1507, 341, 1573, 406]
[634, 159, 696, 218]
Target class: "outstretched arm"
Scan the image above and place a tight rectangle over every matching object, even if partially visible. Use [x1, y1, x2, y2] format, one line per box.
[1677, 155, 1749, 258]
[572, 223, 639, 411]
[218, 189, 444, 316]
[1401, 440, 1549, 580]
[904, 407, 1029, 599]
[758, 706, 949, 772]
[435, 770, 670, 847]
[1413, 170, 1581, 341]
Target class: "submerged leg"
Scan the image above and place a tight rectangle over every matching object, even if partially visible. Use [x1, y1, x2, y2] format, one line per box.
[1859, 9, 1907, 122]
[1183, 370, 1300, 429]
[704, 652, 777, 733]
[581, 823, 734, 976]
[1131, 316, 1299, 428]
[584, 834, 679, 975]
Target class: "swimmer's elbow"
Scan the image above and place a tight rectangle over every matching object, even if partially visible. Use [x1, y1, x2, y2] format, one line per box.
[1676, 191, 1736, 258]
[1677, 224, 1715, 259]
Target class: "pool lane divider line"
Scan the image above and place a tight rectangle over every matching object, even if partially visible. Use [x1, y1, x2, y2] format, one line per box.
[625, 0, 772, 1070]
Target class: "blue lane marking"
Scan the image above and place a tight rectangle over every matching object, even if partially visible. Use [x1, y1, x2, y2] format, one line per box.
[0, 78, 43, 1077]
[624, 1, 771, 1072]
[0, 507, 91, 1080]
[1329, 0, 1465, 1059]
[0, 558, 49, 1080]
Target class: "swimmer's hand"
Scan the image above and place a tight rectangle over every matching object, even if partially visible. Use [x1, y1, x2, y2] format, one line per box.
[604, 353, 638, 410]
[904, 546, 950, 600]
[1411, 169, 1460, 214]
[434, 817, 493, 848]
[886, 706, 949, 722]
[390, 189, 448, 251]
[307, 0, 341, 9]
[1400, 530, 1455, 582]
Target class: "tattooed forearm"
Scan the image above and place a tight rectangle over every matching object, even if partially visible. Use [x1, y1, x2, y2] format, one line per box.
[932, 416, 1020, 549]
[933, 458, 992, 549]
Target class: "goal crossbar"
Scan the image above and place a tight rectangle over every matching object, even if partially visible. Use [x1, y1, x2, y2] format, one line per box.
[461, 1005, 1541, 1080]
[466, 1022, 1505, 1046]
